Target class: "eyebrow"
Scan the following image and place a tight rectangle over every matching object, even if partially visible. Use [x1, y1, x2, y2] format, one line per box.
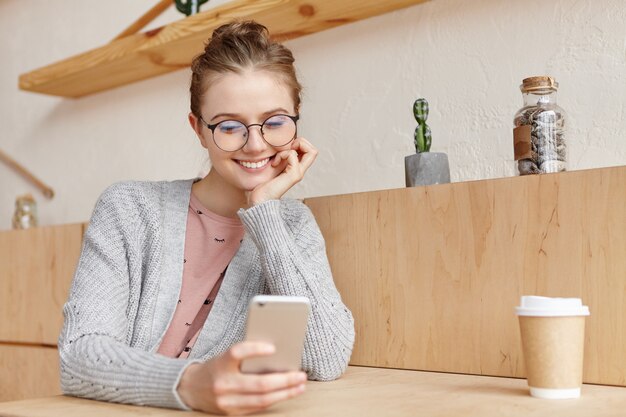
[209, 108, 292, 122]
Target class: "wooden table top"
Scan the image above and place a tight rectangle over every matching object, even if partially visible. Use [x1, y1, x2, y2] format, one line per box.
[1, 366, 625, 417]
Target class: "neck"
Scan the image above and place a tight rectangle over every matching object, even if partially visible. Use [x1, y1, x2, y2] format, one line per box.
[191, 169, 249, 218]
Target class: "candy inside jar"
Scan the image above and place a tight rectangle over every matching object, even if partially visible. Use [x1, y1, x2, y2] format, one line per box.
[513, 76, 567, 175]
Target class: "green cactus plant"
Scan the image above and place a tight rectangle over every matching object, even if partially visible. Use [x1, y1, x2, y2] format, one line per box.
[413, 98, 432, 153]
[175, 0, 210, 16]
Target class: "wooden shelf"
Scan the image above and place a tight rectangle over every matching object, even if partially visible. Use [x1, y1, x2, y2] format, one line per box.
[18, 0, 428, 98]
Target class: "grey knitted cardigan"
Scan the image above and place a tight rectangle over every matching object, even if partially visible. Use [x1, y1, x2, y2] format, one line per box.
[58, 179, 355, 410]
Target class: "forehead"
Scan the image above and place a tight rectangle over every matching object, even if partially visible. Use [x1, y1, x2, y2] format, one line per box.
[202, 70, 295, 119]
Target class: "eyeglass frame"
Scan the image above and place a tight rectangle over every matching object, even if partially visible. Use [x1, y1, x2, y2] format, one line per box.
[199, 114, 300, 152]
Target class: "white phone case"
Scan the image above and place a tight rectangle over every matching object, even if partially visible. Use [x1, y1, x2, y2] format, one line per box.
[240, 295, 311, 374]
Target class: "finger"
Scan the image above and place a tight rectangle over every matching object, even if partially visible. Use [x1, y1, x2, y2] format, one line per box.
[291, 137, 317, 168]
[272, 150, 299, 171]
[284, 150, 299, 170]
[293, 136, 315, 151]
[212, 372, 305, 398]
[298, 146, 317, 172]
[289, 137, 305, 156]
[290, 137, 314, 158]
[217, 383, 306, 412]
[236, 372, 307, 394]
[228, 341, 275, 363]
[271, 150, 291, 167]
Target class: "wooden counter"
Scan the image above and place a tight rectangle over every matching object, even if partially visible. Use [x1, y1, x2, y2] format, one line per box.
[0, 223, 84, 401]
[1, 366, 625, 417]
[305, 165, 626, 385]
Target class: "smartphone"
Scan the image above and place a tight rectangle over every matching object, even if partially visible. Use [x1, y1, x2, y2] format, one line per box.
[240, 295, 311, 374]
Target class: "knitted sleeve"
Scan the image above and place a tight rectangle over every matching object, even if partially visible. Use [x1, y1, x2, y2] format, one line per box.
[238, 199, 355, 381]
[58, 183, 193, 410]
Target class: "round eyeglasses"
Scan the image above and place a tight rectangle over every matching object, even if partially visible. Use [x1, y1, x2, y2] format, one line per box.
[199, 114, 299, 152]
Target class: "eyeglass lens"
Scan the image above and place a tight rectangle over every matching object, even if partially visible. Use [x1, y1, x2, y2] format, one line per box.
[214, 115, 296, 151]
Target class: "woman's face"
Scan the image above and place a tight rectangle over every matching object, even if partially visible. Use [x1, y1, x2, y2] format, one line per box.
[192, 69, 297, 193]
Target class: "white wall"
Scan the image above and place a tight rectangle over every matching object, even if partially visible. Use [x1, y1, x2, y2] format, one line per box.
[1, 0, 625, 230]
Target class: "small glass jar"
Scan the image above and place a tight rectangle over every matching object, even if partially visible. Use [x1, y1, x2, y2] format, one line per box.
[12, 194, 38, 229]
[513, 76, 567, 175]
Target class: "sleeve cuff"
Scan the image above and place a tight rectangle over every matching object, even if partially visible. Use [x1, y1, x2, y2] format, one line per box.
[237, 200, 293, 253]
[171, 359, 203, 411]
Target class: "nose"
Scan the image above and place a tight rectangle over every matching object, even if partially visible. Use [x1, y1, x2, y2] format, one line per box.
[242, 125, 268, 153]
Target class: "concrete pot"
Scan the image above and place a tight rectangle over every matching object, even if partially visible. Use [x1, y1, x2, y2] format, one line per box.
[404, 152, 451, 187]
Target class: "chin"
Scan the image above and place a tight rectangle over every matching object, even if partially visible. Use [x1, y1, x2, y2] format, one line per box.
[239, 183, 258, 192]
[235, 174, 278, 193]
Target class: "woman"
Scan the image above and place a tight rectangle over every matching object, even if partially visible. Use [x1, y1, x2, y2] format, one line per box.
[59, 20, 354, 415]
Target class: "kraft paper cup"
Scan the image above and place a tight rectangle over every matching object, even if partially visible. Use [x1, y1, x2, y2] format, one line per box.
[516, 296, 590, 399]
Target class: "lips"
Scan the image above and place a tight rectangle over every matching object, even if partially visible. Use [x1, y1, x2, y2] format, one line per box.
[237, 156, 272, 169]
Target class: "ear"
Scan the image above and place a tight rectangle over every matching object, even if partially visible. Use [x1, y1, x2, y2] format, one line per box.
[188, 112, 209, 149]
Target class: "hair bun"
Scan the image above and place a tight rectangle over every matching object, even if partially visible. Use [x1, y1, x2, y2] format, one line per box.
[212, 20, 268, 39]
[190, 20, 302, 118]
[206, 20, 270, 53]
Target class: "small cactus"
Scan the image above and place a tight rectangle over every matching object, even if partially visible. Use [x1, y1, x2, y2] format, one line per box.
[175, 0, 210, 16]
[413, 98, 432, 153]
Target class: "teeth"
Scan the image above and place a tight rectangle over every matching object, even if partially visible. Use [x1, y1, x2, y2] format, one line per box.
[239, 158, 270, 169]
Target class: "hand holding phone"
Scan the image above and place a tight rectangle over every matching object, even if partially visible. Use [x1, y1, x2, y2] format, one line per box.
[177, 340, 307, 415]
[241, 295, 311, 374]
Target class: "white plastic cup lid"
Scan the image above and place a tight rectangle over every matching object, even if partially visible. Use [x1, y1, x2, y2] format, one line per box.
[516, 295, 590, 317]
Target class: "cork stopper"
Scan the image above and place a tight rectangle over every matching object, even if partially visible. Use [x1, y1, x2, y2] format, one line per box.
[520, 76, 559, 93]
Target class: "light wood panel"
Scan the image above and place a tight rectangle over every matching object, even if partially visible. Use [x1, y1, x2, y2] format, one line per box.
[0, 224, 84, 345]
[304, 166, 626, 386]
[19, 0, 429, 98]
[0, 345, 61, 402]
[1, 366, 626, 416]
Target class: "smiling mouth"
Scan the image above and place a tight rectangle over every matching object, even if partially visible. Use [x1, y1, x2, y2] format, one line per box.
[237, 157, 272, 169]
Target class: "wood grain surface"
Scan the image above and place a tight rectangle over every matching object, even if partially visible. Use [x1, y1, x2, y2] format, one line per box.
[304, 166, 626, 386]
[0, 223, 84, 345]
[0, 345, 61, 402]
[19, 0, 429, 97]
[0, 366, 625, 417]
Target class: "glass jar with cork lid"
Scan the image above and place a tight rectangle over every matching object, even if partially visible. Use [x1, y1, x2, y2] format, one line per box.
[513, 76, 567, 175]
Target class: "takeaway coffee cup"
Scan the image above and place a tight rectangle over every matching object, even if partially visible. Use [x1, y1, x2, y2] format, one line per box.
[516, 296, 590, 399]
